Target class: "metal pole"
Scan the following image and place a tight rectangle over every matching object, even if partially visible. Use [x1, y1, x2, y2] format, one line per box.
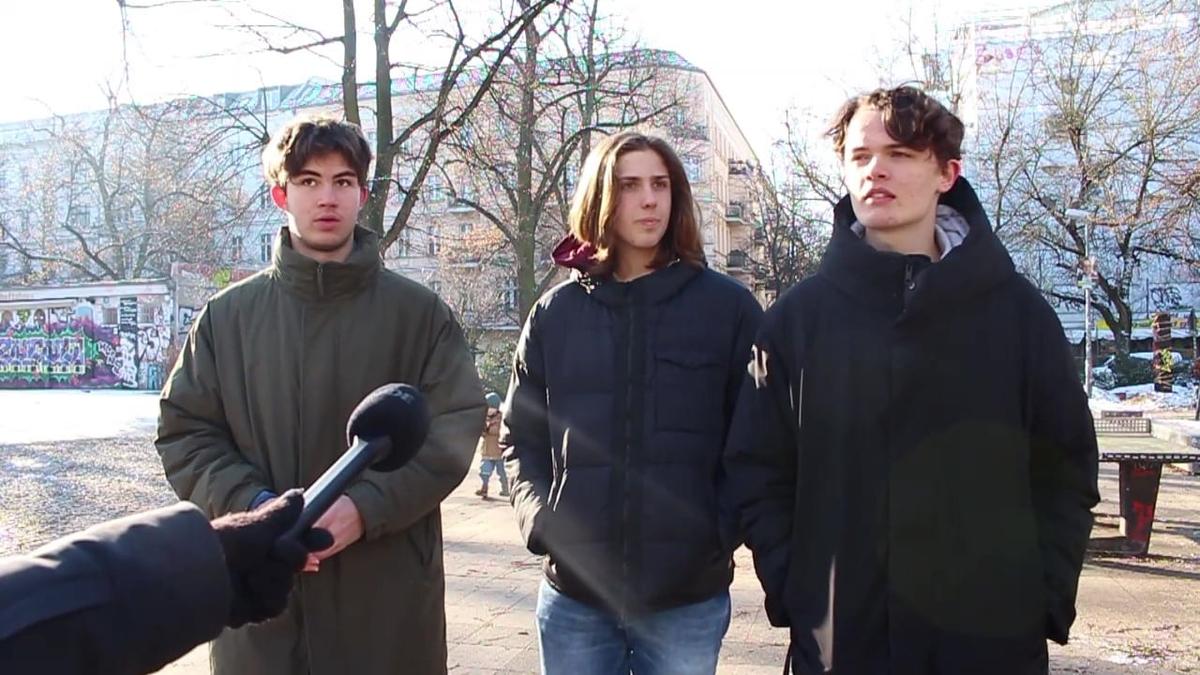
[1084, 217, 1094, 398]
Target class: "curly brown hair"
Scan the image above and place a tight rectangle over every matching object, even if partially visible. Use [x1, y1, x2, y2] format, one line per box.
[826, 86, 964, 167]
[262, 114, 373, 189]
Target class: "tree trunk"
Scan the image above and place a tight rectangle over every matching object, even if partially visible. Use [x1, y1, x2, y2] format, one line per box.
[515, 3, 540, 320]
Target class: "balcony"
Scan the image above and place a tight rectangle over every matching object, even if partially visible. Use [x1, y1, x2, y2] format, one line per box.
[729, 160, 754, 177]
[447, 198, 476, 213]
[727, 249, 749, 270]
[726, 202, 749, 224]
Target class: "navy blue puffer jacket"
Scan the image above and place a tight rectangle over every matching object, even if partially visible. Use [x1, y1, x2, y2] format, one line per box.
[502, 243, 762, 616]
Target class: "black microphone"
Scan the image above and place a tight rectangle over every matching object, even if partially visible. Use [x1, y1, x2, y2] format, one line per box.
[283, 383, 431, 540]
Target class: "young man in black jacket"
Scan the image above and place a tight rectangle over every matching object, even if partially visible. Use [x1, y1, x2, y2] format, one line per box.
[725, 86, 1099, 675]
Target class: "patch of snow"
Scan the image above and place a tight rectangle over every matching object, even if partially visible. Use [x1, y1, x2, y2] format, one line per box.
[1105, 652, 1151, 666]
[0, 390, 160, 444]
[1090, 383, 1198, 412]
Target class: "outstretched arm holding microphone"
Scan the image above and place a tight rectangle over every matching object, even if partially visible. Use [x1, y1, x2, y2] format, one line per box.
[0, 491, 330, 675]
[1, 384, 426, 675]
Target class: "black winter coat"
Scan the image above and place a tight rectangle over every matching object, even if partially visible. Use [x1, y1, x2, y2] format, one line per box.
[724, 178, 1099, 675]
[503, 257, 762, 617]
[0, 503, 230, 675]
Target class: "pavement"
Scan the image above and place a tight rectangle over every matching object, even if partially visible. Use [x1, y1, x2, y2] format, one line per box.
[157, 459, 1200, 674]
[0, 388, 1194, 674]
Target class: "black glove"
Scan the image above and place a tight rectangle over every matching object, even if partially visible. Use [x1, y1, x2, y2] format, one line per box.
[211, 489, 333, 628]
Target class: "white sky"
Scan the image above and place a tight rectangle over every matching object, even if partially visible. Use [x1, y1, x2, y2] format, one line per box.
[1, 0, 1049, 161]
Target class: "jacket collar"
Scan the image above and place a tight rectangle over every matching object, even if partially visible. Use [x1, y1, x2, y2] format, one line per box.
[552, 233, 705, 306]
[819, 177, 1015, 320]
[583, 260, 703, 306]
[270, 226, 381, 301]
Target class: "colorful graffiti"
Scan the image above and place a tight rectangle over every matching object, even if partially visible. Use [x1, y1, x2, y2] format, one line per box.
[0, 293, 175, 389]
[0, 307, 123, 389]
[137, 322, 170, 390]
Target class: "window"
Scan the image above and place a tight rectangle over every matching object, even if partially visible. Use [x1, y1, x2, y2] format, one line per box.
[231, 236, 244, 262]
[138, 300, 162, 324]
[429, 280, 442, 294]
[68, 207, 90, 228]
[682, 155, 703, 182]
[448, 182, 475, 212]
[399, 228, 414, 257]
[260, 233, 274, 262]
[502, 278, 518, 311]
[425, 175, 445, 205]
[427, 226, 439, 257]
[102, 307, 118, 325]
[459, 222, 472, 235]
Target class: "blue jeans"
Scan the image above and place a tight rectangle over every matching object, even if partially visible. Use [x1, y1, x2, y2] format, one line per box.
[535, 579, 731, 675]
[479, 458, 508, 490]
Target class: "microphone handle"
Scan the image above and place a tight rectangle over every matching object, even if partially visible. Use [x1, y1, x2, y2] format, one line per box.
[283, 435, 389, 540]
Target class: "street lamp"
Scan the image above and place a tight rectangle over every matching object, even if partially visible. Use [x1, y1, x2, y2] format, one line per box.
[1066, 208, 1094, 397]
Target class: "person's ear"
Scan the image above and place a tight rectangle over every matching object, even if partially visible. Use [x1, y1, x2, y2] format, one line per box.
[937, 159, 962, 193]
[271, 185, 288, 210]
[359, 187, 369, 207]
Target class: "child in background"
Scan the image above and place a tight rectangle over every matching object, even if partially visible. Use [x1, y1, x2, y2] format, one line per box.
[475, 392, 508, 499]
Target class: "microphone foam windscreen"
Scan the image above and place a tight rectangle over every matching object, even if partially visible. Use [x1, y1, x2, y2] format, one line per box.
[346, 383, 431, 472]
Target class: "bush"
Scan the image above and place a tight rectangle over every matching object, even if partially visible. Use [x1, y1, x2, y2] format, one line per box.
[1109, 355, 1157, 388]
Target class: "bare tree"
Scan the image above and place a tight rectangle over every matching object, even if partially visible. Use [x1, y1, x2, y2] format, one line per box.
[437, 0, 680, 318]
[971, 0, 1200, 357]
[749, 162, 830, 302]
[0, 93, 269, 283]
[124, 0, 556, 255]
[749, 109, 843, 300]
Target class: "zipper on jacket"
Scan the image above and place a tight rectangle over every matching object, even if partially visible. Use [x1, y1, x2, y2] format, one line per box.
[317, 264, 326, 297]
[620, 301, 635, 625]
[902, 261, 916, 308]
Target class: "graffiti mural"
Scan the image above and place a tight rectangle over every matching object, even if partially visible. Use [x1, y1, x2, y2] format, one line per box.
[0, 295, 170, 390]
[115, 297, 139, 388]
[0, 307, 124, 389]
[137, 323, 170, 390]
[177, 306, 198, 338]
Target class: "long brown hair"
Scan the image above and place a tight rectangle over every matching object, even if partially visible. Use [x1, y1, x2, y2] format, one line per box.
[568, 132, 705, 277]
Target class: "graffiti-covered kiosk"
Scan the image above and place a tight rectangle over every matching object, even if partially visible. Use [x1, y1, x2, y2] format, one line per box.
[0, 280, 173, 390]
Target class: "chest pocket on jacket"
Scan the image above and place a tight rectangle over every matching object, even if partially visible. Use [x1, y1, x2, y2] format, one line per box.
[654, 350, 725, 433]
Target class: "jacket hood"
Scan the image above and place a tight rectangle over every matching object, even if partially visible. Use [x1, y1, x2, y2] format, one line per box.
[271, 226, 381, 301]
[551, 234, 703, 307]
[850, 204, 971, 258]
[820, 177, 1015, 320]
[552, 234, 600, 272]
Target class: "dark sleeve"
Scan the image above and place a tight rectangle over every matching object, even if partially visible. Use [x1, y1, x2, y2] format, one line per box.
[1028, 305, 1100, 644]
[157, 305, 271, 517]
[500, 302, 555, 555]
[0, 503, 231, 675]
[722, 314, 800, 627]
[347, 301, 486, 539]
[716, 291, 765, 553]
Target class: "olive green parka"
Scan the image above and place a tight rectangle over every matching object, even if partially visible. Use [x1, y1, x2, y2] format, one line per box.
[157, 228, 485, 674]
